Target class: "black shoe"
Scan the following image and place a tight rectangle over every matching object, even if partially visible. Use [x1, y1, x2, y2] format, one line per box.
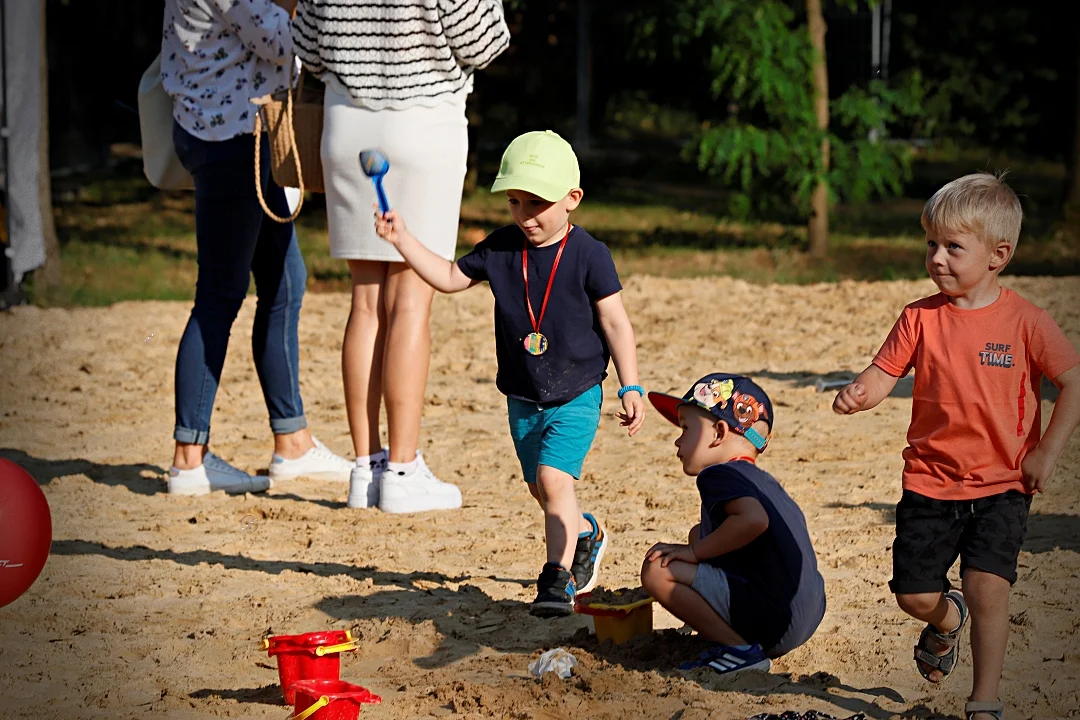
[571, 513, 608, 594]
[530, 562, 576, 618]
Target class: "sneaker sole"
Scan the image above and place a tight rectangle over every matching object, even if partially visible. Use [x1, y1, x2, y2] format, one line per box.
[706, 658, 772, 675]
[379, 493, 462, 514]
[269, 469, 350, 483]
[167, 480, 271, 495]
[576, 527, 609, 594]
[529, 600, 575, 618]
[168, 482, 211, 496]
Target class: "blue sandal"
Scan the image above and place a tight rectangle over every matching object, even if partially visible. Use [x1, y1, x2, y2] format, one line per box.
[914, 589, 968, 683]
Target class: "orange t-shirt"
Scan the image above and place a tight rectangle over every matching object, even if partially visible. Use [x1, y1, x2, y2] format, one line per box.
[873, 289, 1080, 500]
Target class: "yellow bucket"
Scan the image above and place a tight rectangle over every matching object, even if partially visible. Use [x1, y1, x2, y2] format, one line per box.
[576, 592, 655, 645]
[592, 603, 654, 644]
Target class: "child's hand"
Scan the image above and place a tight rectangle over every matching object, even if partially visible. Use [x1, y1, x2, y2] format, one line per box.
[373, 207, 406, 246]
[1021, 446, 1056, 493]
[832, 382, 868, 414]
[617, 391, 645, 436]
[645, 542, 697, 567]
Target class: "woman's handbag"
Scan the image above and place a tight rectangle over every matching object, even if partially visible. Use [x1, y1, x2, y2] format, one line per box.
[137, 53, 194, 191]
[251, 66, 324, 222]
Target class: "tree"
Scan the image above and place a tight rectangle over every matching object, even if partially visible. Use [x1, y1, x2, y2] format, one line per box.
[653, 0, 922, 253]
[38, 0, 61, 291]
[806, 0, 828, 255]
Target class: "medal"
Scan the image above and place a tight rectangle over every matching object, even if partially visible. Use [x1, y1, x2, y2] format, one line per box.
[521, 225, 571, 357]
[523, 332, 548, 355]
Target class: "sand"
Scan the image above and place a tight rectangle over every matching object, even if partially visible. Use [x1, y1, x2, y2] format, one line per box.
[1, 275, 1078, 720]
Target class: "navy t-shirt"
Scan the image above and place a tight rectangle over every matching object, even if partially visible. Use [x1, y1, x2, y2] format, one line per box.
[697, 461, 826, 653]
[456, 224, 622, 404]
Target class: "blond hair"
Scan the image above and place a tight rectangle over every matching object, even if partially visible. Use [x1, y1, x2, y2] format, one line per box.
[921, 172, 1023, 251]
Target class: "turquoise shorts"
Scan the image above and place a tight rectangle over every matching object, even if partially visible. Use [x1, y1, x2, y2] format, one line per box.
[507, 384, 603, 484]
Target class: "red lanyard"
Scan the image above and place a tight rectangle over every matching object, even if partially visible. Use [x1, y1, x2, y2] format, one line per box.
[522, 224, 571, 336]
[730, 456, 757, 464]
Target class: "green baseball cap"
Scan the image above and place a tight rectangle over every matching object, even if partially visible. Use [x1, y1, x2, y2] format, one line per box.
[490, 130, 580, 202]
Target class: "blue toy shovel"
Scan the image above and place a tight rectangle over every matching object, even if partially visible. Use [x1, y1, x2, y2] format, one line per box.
[359, 149, 391, 214]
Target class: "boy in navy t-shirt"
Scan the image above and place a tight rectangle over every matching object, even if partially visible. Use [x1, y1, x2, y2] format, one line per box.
[643, 374, 825, 674]
[374, 130, 646, 617]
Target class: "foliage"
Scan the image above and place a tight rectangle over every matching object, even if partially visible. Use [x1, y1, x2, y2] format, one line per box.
[891, 5, 1059, 154]
[639, 0, 924, 220]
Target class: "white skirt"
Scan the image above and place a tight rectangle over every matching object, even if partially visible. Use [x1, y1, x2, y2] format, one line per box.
[321, 85, 468, 262]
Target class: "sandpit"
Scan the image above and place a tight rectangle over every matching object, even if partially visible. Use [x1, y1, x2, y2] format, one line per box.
[1, 275, 1078, 719]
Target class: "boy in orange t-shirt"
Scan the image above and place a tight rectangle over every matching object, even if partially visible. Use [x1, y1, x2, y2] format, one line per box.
[833, 172, 1080, 720]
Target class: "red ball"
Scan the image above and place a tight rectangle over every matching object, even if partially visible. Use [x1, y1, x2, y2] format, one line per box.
[0, 458, 52, 609]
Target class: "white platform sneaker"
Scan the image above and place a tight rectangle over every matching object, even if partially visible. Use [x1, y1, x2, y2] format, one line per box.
[378, 451, 462, 514]
[347, 450, 387, 509]
[269, 437, 352, 483]
[168, 452, 271, 496]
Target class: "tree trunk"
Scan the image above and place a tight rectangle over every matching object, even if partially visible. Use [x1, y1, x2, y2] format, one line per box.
[806, 0, 829, 257]
[37, 0, 61, 289]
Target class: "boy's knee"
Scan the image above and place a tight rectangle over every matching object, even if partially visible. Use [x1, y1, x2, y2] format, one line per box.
[640, 558, 669, 592]
[895, 592, 939, 618]
[535, 466, 574, 495]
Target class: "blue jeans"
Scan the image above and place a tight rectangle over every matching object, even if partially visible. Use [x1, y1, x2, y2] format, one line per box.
[172, 123, 307, 444]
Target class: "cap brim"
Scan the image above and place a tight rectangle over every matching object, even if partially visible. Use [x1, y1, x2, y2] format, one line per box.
[490, 176, 572, 203]
[647, 392, 684, 427]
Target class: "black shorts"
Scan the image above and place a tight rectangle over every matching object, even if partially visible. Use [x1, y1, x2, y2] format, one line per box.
[889, 489, 1032, 595]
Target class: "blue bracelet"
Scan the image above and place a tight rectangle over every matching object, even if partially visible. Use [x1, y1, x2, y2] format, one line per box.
[617, 384, 645, 399]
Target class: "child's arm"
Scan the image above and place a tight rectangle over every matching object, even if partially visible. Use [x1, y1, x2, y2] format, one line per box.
[691, 497, 769, 561]
[832, 364, 901, 415]
[645, 498, 769, 567]
[374, 209, 476, 293]
[1022, 364, 1080, 493]
[595, 292, 645, 436]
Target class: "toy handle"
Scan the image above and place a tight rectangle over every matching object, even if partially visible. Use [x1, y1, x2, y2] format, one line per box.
[291, 696, 328, 720]
[373, 176, 390, 214]
[314, 639, 361, 656]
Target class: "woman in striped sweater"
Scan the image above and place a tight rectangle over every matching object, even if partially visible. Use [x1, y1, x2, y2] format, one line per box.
[293, 0, 510, 513]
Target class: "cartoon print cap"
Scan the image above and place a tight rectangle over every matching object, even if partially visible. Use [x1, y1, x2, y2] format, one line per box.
[490, 130, 580, 202]
[647, 373, 774, 451]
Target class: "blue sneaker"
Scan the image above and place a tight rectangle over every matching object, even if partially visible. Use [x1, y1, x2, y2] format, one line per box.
[571, 513, 608, 594]
[678, 644, 772, 675]
[530, 562, 576, 618]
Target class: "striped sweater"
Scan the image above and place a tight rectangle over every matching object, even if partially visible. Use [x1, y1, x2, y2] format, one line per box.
[293, 0, 510, 110]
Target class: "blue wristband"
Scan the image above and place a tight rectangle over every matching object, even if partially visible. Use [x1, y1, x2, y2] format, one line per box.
[617, 384, 644, 399]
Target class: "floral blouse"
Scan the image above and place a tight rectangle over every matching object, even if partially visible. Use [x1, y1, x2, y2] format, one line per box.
[161, 0, 295, 142]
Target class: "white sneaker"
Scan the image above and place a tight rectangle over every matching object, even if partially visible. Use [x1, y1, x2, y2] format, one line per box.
[347, 454, 386, 509]
[269, 437, 352, 482]
[378, 451, 462, 514]
[168, 452, 271, 496]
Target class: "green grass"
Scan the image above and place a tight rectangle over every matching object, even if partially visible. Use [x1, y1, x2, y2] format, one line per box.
[28, 151, 1079, 307]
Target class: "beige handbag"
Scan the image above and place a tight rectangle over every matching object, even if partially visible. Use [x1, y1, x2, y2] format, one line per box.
[251, 67, 324, 222]
[137, 53, 193, 191]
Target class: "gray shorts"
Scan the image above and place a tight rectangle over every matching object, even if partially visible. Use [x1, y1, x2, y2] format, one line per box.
[691, 562, 733, 625]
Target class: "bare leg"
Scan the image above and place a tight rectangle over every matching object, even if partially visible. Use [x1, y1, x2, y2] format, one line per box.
[964, 569, 1010, 719]
[534, 465, 592, 569]
[382, 264, 435, 463]
[342, 260, 387, 458]
[640, 558, 747, 645]
[272, 429, 315, 458]
[527, 481, 544, 508]
[896, 591, 963, 682]
[173, 442, 207, 470]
